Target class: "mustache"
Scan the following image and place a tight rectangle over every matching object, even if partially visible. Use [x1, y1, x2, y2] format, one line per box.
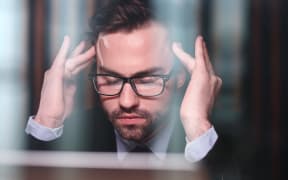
[111, 109, 152, 121]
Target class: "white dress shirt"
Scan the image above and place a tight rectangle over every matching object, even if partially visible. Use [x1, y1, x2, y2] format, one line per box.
[25, 116, 218, 162]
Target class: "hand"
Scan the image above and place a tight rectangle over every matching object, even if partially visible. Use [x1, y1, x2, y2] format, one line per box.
[35, 36, 96, 128]
[172, 36, 222, 141]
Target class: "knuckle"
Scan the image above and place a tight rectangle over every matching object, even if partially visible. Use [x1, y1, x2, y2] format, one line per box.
[65, 60, 74, 72]
[210, 75, 218, 83]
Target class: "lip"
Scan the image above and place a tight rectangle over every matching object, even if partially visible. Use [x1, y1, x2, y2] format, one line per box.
[117, 116, 146, 125]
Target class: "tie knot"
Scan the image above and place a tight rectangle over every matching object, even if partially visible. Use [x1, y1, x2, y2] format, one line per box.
[131, 145, 152, 153]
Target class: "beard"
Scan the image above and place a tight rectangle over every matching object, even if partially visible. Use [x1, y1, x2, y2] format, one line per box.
[108, 109, 162, 142]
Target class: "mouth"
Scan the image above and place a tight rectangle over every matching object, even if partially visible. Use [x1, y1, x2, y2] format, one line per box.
[116, 116, 146, 125]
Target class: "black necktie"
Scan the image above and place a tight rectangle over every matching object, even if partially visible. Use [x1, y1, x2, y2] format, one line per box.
[130, 145, 152, 153]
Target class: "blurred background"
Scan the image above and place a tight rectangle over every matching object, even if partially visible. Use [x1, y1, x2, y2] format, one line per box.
[0, 0, 287, 179]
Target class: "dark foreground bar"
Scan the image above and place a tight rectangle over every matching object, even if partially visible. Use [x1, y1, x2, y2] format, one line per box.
[0, 150, 209, 180]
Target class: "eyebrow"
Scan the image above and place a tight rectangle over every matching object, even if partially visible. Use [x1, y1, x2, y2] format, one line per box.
[97, 66, 167, 77]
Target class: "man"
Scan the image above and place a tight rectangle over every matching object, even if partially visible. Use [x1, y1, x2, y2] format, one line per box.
[25, 0, 221, 163]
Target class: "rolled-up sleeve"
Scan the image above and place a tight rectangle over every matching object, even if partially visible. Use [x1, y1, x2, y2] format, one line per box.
[184, 126, 218, 163]
[25, 116, 63, 141]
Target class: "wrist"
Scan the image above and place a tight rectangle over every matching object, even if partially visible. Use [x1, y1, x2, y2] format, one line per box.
[34, 115, 63, 128]
[181, 117, 212, 141]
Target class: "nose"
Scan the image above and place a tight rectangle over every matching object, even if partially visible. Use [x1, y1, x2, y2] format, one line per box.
[119, 83, 140, 111]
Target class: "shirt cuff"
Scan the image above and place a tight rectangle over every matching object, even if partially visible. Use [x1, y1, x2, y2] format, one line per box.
[25, 116, 63, 141]
[184, 126, 218, 163]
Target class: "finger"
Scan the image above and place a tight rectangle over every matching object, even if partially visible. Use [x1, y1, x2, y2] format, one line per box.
[71, 41, 85, 57]
[195, 36, 206, 66]
[53, 35, 71, 67]
[72, 59, 93, 74]
[172, 42, 195, 73]
[65, 46, 95, 74]
[202, 39, 215, 74]
[76, 45, 96, 62]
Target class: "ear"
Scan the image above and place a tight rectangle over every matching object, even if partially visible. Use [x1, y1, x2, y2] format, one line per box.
[176, 67, 186, 88]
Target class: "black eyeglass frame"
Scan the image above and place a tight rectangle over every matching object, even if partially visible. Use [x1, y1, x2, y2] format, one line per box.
[88, 69, 175, 97]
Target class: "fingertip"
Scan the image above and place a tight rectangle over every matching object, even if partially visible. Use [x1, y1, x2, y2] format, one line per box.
[195, 35, 202, 45]
[77, 40, 86, 50]
[195, 35, 204, 58]
[81, 45, 96, 58]
[89, 45, 96, 54]
[172, 42, 191, 60]
[196, 35, 203, 41]
[56, 35, 71, 60]
[172, 41, 182, 53]
[171, 42, 195, 73]
[64, 35, 70, 40]
[197, 35, 207, 50]
[61, 35, 71, 49]
[78, 40, 85, 45]
[173, 41, 182, 48]
[63, 35, 72, 46]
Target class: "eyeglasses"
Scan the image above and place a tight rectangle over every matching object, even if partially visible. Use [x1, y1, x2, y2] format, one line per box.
[89, 69, 174, 97]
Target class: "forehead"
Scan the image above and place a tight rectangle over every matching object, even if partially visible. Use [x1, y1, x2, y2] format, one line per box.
[96, 22, 174, 76]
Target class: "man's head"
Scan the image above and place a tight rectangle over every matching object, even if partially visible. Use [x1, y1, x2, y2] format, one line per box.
[89, 0, 185, 143]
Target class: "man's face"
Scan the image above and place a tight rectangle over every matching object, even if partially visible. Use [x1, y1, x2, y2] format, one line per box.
[96, 22, 180, 142]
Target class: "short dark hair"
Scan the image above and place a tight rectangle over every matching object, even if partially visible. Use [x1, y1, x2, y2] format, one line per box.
[88, 0, 185, 98]
[88, 0, 175, 74]
[89, 0, 156, 44]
